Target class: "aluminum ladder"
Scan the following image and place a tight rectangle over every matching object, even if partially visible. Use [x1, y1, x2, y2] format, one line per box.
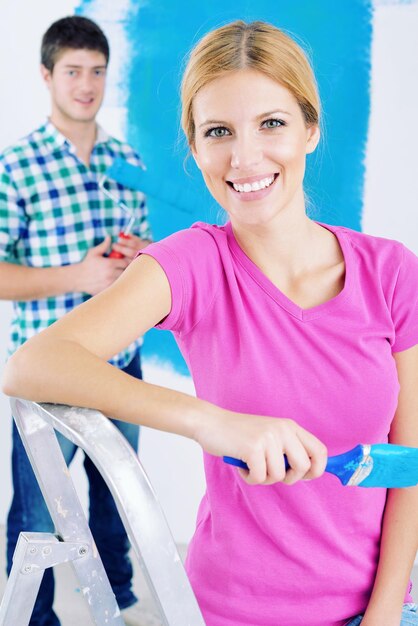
[0, 398, 205, 626]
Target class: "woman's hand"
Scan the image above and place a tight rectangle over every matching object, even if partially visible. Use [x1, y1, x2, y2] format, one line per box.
[195, 409, 328, 486]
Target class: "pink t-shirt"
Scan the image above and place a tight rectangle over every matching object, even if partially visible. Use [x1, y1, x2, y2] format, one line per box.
[141, 221, 418, 626]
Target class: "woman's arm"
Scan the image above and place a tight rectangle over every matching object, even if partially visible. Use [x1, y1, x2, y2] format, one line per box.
[2, 254, 327, 486]
[361, 344, 418, 626]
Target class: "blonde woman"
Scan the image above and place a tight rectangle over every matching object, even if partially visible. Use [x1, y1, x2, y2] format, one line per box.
[4, 20, 418, 626]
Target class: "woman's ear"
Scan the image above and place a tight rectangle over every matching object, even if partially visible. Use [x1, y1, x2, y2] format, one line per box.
[306, 125, 320, 155]
[191, 144, 201, 170]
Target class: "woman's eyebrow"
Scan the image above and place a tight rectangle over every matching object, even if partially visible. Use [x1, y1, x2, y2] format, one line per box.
[198, 119, 228, 128]
[198, 109, 292, 129]
[256, 109, 292, 119]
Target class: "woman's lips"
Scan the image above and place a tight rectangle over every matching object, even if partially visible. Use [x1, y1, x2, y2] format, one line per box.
[227, 173, 280, 201]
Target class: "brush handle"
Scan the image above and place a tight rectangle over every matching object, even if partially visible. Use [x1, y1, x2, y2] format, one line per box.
[223, 444, 366, 486]
[223, 456, 291, 471]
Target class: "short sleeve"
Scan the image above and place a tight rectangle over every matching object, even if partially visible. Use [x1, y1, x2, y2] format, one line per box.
[139, 224, 224, 335]
[391, 244, 418, 352]
[0, 159, 28, 261]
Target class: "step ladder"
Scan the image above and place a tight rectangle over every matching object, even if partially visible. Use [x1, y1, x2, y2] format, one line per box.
[0, 398, 206, 626]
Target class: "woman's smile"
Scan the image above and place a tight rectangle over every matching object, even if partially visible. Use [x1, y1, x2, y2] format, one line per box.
[226, 172, 280, 202]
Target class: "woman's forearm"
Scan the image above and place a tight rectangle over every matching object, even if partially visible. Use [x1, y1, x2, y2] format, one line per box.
[2, 335, 212, 440]
[2, 332, 328, 485]
[362, 487, 418, 625]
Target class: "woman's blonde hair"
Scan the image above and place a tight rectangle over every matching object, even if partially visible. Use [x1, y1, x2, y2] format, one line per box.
[181, 20, 320, 146]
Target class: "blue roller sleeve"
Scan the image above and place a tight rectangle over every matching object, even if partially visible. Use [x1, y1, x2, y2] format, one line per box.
[106, 157, 197, 213]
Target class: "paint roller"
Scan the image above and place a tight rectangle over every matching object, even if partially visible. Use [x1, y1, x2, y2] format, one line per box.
[99, 157, 199, 257]
[103, 157, 198, 213]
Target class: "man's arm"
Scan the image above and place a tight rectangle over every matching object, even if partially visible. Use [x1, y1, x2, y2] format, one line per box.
[0, 237, 131, 301]
[0, 157, 142, 302]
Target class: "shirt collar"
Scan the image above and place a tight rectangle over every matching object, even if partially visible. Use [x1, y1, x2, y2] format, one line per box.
[95, 124, 110, 145]
[41, 119, 110, 152]
[42, 119, 68, 151]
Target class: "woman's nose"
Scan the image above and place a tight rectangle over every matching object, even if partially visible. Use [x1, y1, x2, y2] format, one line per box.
[230, 134, 263, 170]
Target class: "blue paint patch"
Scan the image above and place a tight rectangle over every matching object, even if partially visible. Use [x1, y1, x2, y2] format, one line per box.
[77, 0, 373, 375]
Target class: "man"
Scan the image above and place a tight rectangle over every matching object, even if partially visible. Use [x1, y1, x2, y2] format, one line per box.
[0, 15, 159, 626]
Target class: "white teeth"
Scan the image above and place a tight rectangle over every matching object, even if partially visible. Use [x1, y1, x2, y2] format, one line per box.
[232, 175, 275, 193]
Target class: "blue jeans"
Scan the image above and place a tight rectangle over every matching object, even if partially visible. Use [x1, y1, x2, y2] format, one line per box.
[6, 354, 142, 626]
[346, 603, 418, 625]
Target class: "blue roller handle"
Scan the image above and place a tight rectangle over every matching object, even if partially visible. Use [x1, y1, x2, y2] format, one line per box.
[224, 445, 367, 486]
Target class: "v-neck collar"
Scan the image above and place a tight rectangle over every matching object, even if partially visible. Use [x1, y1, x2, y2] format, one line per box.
[226, 221, 354, 322]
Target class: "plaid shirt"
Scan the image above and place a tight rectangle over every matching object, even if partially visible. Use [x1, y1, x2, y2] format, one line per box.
[0, 120, 151, 367]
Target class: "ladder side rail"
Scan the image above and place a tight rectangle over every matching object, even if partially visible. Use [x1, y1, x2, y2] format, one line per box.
[0, 532, 93, 626]
[0, 533, 45, 626]
[12, 399, 206, 626]
[10, 398, 125, 625]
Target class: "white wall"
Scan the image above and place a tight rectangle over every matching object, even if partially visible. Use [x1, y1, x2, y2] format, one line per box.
[0, 0, 205, 544]
[363, 0, 418, 251]
[0, 0, 80, 532]
[0, 0, 417, 547]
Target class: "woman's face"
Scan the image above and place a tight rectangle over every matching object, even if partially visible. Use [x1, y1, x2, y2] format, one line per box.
[191, 69, 319, 229]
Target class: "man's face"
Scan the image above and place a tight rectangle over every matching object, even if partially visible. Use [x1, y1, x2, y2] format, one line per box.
[41, 48, 107, 125]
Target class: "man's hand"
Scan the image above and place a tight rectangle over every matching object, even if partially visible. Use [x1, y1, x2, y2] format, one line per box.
[111, 233, 151, 261]
[74, 236, 131, 295]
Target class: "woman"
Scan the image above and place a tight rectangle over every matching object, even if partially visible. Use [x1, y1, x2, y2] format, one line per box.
[4, 20, 418, 626]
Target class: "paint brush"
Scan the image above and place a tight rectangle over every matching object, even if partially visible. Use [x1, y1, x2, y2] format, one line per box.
[223, 443, 418, 487]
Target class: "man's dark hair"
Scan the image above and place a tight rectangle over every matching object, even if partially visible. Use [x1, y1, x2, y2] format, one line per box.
[41, 15, 110, 71]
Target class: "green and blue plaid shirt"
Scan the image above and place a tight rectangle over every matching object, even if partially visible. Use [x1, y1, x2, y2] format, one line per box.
[0, 120, 152, 366]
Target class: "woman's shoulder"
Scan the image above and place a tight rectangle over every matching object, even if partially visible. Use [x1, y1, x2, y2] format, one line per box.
[329, 224, 418, 307]
[332, 223, 404, 251]
[330, 223, 413, 270]
[150, 221, 228, 258]
[161, 221, 227, 242]
[142, 221, 229, 281]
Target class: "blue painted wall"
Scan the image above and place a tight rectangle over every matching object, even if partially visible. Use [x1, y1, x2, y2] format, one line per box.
[78, 1, 373, 374]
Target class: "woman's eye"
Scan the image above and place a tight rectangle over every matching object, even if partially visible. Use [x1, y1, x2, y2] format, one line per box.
[206, 127, 230, 138]
[262, 119, 285, 129]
